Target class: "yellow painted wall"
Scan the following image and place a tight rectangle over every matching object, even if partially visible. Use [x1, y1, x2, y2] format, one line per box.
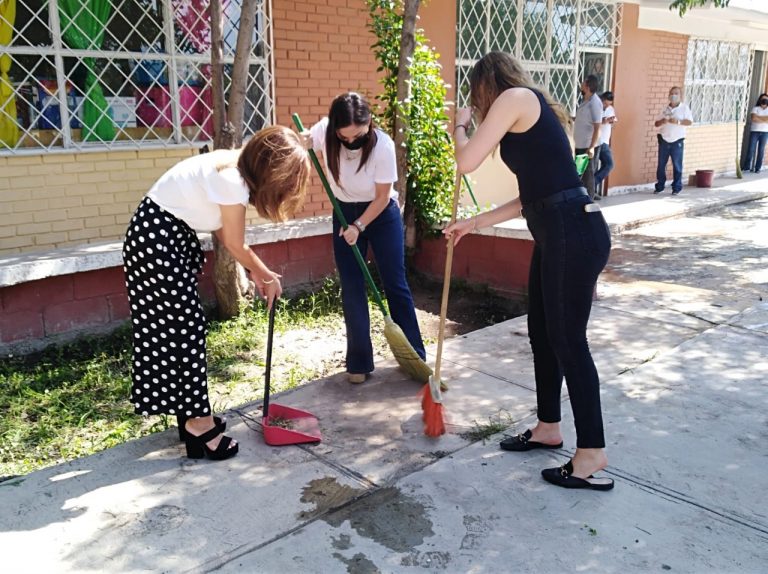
[0, 149, 194, 254]
[0, 147, 277, 255]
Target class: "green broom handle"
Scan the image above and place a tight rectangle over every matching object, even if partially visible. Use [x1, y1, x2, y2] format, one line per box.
[462, 174, 478, 209]
[292, 113, 389, 317]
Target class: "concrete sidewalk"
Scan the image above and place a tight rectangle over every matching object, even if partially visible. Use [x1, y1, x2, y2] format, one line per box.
[2, 180, 768, 573]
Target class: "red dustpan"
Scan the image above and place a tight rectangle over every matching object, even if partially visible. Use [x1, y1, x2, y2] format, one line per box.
[261, 302, 321, 446]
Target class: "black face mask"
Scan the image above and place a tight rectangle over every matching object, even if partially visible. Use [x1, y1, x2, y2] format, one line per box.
[760, 99, 768, 106]
[341, 131, 369, 151]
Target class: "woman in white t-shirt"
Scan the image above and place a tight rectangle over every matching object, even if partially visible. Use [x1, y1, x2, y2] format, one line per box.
[308, 93, 425, 384]
[744, 93, 768, 173]
[122, 126, 310, 461]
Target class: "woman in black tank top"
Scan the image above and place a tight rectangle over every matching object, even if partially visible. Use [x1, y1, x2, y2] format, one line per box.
[445, 52, 613, 491]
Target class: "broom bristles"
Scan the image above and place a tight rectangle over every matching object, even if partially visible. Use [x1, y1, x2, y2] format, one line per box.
[421, 385, 446, 437]
[383, 317, 433, 383]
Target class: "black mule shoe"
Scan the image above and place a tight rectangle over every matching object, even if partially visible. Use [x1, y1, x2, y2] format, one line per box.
[500, 429, 563, 452]
[176, 414, 226, 441]
[541, 459, 614, 491]
[184, 425, 239, 461]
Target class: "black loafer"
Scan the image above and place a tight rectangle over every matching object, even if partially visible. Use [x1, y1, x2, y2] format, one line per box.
[499, 429, 563, 452]
[541, 460, 614, 491]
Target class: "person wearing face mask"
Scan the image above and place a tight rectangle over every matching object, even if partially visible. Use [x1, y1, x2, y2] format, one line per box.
[573, 75, 603, 200]
[654, 86, 694, 195]
[306, 92, 426, 384]
[744, 93, 768, 174]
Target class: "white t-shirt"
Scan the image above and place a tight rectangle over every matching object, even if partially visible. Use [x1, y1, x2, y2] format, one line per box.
[147, 151, 249, 232]
[310, 117, 398, 203]
[599, 105, 617, 145]
[656, 103, 694, 143]
[750, 106, 768, 133]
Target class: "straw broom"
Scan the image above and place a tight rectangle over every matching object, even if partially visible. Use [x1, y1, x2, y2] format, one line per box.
[422, 169, 464, 437]
[292, 114, 432, 384]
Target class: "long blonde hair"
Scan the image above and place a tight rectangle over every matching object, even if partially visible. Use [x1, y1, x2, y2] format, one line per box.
[469, 51, 572, 131]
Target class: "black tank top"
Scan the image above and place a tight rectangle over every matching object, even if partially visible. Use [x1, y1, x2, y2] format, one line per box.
[499, 89, 583, 205]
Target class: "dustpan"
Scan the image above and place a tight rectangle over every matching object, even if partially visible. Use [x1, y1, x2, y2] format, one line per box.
[261, 302, 321, 446]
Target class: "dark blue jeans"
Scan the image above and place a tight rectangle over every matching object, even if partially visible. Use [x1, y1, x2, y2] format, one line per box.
[524, 194, 611, 448]
[655, 137, 685, 193]
[594, 142, 614, 191]
[332, 198, 426, 374]
[745, 131, 768, 172]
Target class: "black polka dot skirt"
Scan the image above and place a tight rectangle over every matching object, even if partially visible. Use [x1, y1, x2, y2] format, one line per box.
[122, 196, 211, 418]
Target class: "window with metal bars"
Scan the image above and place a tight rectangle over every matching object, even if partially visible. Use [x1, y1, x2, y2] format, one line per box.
[684, 38, 753, 125]
[455, 0, 620, 114]
[0, 0, 273, 155]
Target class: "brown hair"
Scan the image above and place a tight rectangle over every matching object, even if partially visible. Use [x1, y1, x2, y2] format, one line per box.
[325, 92, 378, 187]
[237, 126, 310, 222]
[469, 51, 572, 131]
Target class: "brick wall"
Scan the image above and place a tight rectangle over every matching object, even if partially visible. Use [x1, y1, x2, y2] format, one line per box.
[0, 149, 196, 255]
[611, 4, 766, 187]
[625, 31, 689, 185]
[685, 123, 748, 176]
[414, 235, 534, 300]
[272, 0, 381, 219]
[1, 0, 380, 256]
[0, 234, 336, 350]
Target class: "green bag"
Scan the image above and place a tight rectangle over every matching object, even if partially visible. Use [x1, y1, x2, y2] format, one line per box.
[574, 153, 590, 176]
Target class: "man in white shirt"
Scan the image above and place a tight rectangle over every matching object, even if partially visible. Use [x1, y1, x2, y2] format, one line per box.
[654, 86, 694, 195]
[594, 91, 616, 195]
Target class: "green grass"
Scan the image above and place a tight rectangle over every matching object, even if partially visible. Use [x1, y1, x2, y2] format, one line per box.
[458, 410, 515, 443]
[0, 276, 365, 480]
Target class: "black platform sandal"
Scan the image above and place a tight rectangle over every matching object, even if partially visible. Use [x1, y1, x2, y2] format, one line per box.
[184, 425, 239, 461]
[176, 414, 226, 441]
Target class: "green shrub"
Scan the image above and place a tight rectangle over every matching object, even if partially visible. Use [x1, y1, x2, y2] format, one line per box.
[367, 0, 456, 234]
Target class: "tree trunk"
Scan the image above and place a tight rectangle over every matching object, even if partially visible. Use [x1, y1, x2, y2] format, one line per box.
[227, 0, 258, 148]
[209, 0, 259, 318]
[210, 0, 234, 150]
[395, 0, 420, 250]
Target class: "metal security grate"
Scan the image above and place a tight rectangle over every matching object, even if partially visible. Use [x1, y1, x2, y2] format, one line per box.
[685, 38, 753, 125]
[0, 0, 273, 154]
[456, 0, 620, 112]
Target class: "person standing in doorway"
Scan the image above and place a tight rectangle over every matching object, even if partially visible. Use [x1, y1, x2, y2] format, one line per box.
[306, 92, 426, 384]
[594, 91, 617, 195]
[574, 75, 603, 200]
[744, 93, 768, 173]
[654, 86, 693, 196]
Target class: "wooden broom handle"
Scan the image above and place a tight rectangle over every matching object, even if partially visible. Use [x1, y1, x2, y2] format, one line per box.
[433, 170, 464, 382]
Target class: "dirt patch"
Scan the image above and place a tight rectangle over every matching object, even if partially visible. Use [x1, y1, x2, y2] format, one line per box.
[298, 477, 365, 521]
[322, 487, 434, 553]
[408, 274, 525, 341]
[333, 552, 382, 574]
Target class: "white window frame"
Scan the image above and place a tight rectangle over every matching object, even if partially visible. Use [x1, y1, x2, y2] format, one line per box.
[456, 0, 621, 114]
[0, 0, 275, 156]
[684, 38, 754, 126]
